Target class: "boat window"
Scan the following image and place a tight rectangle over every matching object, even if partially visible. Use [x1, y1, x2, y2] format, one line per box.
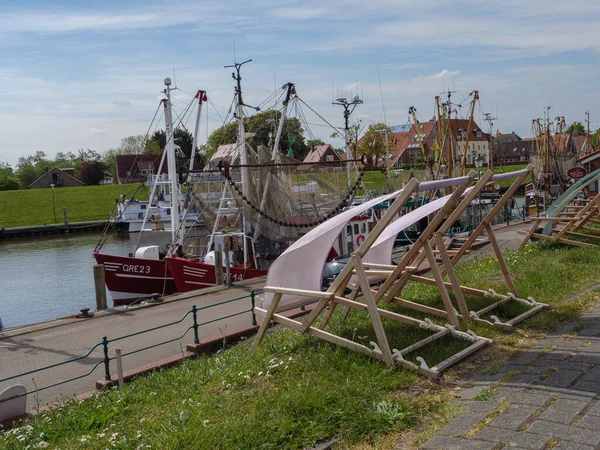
[346, 225, 352, 236]
[166, 209, 171, 215]
[141, 205, 146, 210]
[353, 224, 359, 234]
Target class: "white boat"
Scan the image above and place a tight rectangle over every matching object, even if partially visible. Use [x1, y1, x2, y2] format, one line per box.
[111, 173, 202, 232]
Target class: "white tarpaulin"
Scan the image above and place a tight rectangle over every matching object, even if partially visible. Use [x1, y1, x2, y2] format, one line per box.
[263, 191, 400, 308]
[262, 175, 475, 309]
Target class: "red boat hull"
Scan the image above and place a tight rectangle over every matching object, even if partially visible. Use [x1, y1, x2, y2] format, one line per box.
[166, 256, 267, 292]
[93, 251, 178, 306]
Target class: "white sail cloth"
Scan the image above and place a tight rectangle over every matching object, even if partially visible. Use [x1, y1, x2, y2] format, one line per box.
[263, 176, 471, 309]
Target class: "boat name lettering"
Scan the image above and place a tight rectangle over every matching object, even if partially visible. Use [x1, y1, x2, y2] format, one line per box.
[122, 265, 151, 274]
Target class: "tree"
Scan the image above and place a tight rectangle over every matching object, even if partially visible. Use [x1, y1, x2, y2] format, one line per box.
[358, 123, 389, 167]
[566, 122, 585, 136]
[78, 150, 106, 185]
[102, 135, 153, 178]
[15, 151, 51, 187]
[206, 110, 310, 160]
[330, 119, 364, 159]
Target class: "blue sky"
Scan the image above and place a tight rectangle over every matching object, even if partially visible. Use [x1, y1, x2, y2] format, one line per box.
[1, 0, 599, 167]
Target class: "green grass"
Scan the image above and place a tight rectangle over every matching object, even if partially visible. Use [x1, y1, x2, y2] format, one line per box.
[0, 184, 149, 228]
[4, 241, 600, 449]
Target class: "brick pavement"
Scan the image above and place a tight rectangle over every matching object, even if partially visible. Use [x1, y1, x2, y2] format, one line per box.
[420, 297, 600, 450]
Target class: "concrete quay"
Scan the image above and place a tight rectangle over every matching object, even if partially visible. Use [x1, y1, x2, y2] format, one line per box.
[0, 279, 265, 412]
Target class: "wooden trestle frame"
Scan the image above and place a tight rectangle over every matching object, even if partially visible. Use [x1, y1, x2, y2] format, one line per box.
[518, 196, 600, 250]
[400, 164, 548, 331]
[251, 165, 546, 377]
[252, 175, 492, 379]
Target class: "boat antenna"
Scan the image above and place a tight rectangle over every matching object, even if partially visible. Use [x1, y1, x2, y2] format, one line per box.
[225, 59, 260, 113]
[172, 64, 178, 89]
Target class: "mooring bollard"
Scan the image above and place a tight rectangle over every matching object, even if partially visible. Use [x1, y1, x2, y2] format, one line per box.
[62, 207, 68, 227]
[192, 305, 200, 344]
[250, 291, 257, 326]
[94, 264, 107, 310]
[102, 336, 111, 381]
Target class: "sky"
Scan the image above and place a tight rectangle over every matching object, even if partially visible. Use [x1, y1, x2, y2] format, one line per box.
[1, 0, 599, 167]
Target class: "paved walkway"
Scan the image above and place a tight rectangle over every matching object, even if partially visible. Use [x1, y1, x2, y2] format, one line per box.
[421, 303, 600, 450]
[420, 222, 600, 449]
[0, 279, 264, 411]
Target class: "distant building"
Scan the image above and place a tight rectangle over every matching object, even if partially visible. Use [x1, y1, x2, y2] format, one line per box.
[366, 118, 490, 169]
[493, 139, 535, 166]
[115, 154, 166, 184]
[28, 167, 84, 189]
[298, 144, 342, 171]
[577, 149, 600, 195]
[99, 172, 115, 185]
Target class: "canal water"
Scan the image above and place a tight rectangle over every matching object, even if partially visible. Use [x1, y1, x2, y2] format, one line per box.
[0, 232, 174, 330]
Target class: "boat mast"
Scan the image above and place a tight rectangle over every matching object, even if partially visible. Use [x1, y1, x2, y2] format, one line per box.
[225, 59, 259, 266]
[255, 82, 295, 240]
[163, 77, 180, 242]
[190, 90, 207, 172]
[333, 94, 363, 189]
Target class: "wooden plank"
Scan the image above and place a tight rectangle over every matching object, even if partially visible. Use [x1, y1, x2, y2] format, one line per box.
[269, 312, 383, 360]
[264, 286, 334, 298]
[409, 275, 489, 297]
[485, 224, 517, 296]
[529, 233, 598, 248]
[333, 296, 432, 328]
[390, 297, 449, 318]
[397, 329, 449, 356]
[452, 165, 532, 264]
[565, 231, 600, 241]
[518, 218, 542, 250]
[250, 292, 282, 355]
[423, 240, 460, 328]
[352, 253, 394, 366]
[373, 172, 476, 303]
[434, 233, 470, 320]
[431, 339, 489, 373]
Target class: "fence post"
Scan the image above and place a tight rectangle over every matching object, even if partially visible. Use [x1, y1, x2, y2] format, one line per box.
[192, 305, 199, 344]
[250, 291, 257, 326]
[102, 336, 111, 381]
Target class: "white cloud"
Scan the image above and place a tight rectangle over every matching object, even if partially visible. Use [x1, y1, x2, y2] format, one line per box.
[420, 69, 461, 81]
[89, 128, 106, 135]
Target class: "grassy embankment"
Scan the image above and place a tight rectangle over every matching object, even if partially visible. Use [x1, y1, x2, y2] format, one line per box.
[3, 239, 600, 449]
[0, 164, 528, 229]
[0, 184, 149, 228]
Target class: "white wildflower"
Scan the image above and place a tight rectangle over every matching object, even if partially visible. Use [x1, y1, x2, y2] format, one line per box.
[97, 433, 106, 438]
[258, 371, 263, 376]
[37, 442, 49, 449]
[203, 419, 210, 425]
[140, 418, 146, 423]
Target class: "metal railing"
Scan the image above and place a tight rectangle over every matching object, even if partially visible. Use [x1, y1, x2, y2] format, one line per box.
[0, 291, 259, 407]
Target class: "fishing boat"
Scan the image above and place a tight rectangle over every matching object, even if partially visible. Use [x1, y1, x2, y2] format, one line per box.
[110, 172, 202, 233]
[93, 78, 206, 305]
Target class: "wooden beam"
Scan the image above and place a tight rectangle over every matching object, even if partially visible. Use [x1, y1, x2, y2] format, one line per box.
[485, 224, 517, 296]
[433, 233, 471, 320]
[423, 239, 460, 328]
[352, 253, 394, 366]
[250, 292, 282, 355]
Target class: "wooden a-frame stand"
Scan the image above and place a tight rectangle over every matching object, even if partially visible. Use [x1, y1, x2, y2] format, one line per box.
[519, 195, 600, 250]
[251, 176, 491, 379]
[373, 164, 547, 331]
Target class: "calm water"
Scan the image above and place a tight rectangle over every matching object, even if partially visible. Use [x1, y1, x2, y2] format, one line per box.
[0, 232, 174, 329]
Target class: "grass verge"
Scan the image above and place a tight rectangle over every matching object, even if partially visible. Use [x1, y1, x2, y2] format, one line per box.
[0, 184, 149, 228]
